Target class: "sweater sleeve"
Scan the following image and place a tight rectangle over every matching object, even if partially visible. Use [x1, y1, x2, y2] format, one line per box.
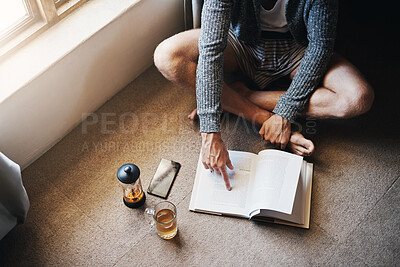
[196, 0, 232, 133]
[273, 0, 339, 122]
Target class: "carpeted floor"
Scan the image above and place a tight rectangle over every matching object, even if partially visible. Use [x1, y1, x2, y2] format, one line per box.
[1, 1, 399, 266]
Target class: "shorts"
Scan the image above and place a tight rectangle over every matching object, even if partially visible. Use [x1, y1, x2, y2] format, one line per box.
[227, 29, 306, 90]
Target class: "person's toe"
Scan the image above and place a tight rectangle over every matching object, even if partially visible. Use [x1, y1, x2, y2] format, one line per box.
[188, 108, 198, 120]
[289, 132, 315, 156]
[306, 141, 315, 155]
[293, 146, 308, 156]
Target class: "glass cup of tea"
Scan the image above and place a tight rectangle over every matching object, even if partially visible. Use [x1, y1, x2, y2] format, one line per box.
[145, 201, 177, 240]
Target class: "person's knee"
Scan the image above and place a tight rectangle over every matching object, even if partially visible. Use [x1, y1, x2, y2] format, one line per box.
[338, 82, 374, 118]
[154, 30, 199, 82]
[359, 83, 374, 114]
[154, 38, 182, 81]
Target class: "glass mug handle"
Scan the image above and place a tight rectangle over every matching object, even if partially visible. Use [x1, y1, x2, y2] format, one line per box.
[145, 207, 155, 226]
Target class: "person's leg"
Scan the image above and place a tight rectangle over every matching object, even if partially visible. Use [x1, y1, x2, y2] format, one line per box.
[154, 30, 315, 156]
[301, 54, 374, 118]
[231, 83, 282, 112]
[154, 29, 272, 126]
[230, 53, 374, 155]
[228, 82, 317, 155]
[236, 53, 374, 119]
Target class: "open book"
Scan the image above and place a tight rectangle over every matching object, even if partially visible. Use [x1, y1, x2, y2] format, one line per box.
[189, 149, 313, 229]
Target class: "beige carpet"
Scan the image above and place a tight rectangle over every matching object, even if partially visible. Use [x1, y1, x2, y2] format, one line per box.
[1, 1, 399, 265]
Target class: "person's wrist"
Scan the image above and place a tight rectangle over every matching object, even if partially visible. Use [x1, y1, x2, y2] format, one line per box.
[201, 132, 223, 148]
[273, 114, 290, 124]
[201, 132, 221, 141]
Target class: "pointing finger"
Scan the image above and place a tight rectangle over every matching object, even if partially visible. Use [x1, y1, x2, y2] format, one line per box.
[221, 167, 231, 191]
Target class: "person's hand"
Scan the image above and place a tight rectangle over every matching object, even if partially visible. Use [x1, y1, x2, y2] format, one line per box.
[259, 114, 291, 149]
[201, 132, 234, 191]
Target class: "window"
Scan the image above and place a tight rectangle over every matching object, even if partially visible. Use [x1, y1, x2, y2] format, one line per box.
[0, 1, 32, 36]
[0, 0, 35, 40]
[54, 0, 70, 9]
[0, 0, 88, 57]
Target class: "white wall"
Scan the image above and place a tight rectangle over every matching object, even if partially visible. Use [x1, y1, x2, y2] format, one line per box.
[0, 0, 184, 169]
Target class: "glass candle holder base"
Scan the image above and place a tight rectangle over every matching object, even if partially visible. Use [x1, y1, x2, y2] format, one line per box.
[123, 193, 146, 208]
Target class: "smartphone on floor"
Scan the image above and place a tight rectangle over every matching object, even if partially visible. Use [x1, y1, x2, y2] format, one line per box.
[147, 159, 181, 199]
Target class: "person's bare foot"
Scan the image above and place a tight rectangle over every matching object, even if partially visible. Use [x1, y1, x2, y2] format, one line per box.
[188, 108, 198, 120]
[287, 132, 315, 156]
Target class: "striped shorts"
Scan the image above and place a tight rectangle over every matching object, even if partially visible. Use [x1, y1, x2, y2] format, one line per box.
[227, 29, 306, 90]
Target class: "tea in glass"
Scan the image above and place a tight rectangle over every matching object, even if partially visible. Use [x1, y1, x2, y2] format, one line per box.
[145, 201, 178, 239]
[155, 208, 177, 238]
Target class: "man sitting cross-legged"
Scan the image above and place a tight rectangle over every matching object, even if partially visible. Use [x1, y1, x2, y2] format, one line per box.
[154, 0, 374, 190]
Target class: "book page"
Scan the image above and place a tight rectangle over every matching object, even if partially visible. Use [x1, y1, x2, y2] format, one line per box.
[249, 150, 303, 215]
[262, 162, 313, 229]
[189, 151, 257, 217]
[251, 160, 307, 224]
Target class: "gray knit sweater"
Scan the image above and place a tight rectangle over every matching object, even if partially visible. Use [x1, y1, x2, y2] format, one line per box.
[196, 0, 339, 132]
